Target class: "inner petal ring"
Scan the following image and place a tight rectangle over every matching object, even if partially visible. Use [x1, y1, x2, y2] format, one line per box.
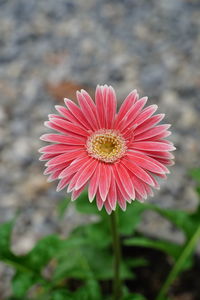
[86, 129, 127, 163]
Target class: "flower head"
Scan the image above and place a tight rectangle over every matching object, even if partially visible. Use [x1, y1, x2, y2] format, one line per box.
[39, 85, 175, 214]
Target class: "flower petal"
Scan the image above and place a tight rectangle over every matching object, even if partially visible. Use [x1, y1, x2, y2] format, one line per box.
[56, 174, 74, 192]
[131, 141, 176, 152]
[127, 151, 169, 174]
[46, 150, 87, 166]
[49, 117, 89, 137]
[114, 89, 138, 125]
[122, 158, 155, 187]
[59, 156, 90, 178]
[107, 173, 117, 210]
[64, 98, 91, 129]
[134, 104, 158, 126]
[40, 134, 86, 145]
[114, 163, 135, 200]
[88, 163, 101, 202]
[75, 159, 98, 190]
[134, 114, 165, 136]
[96, 190, 104, 211]
[105, 86, 117, 128]
[134, 124, 171, 141]
[120, 97, 148, 132]
[77, 91, 98, 130]
[95, 85, 106, 128]
[98, 163, 112, 201]
[39, 144, 82, 154]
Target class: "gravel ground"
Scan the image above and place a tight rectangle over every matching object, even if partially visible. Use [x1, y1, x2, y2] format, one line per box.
[0, 0, 200, 297]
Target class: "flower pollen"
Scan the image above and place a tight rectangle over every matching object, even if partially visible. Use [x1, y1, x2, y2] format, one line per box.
[86, 130, 127, 163]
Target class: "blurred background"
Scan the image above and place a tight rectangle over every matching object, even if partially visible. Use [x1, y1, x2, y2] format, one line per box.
[0, 0, 200, 297]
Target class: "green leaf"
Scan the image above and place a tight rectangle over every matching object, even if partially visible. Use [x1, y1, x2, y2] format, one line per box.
[155, 225, 200, 300]
[74, 191, 98, 214]
[57, 198, 70, 219]
[23, 235, 63, 272]
[84, 248, 133, 280]
[40, 289, 73, 300]
[78, 221, 111, 248]
[124, 237, 182, 260]
[0, 221, 14, 258]
[123, 293, 146, 300]
[189, 168, 200, 182]
[12, 272, 36, 298]
[51, 290, 74, 300]
[83, 278, 102, 300]
[72, 279, 101, 300]
[118, 201, 147, 235]
[126, 258, 149, 268]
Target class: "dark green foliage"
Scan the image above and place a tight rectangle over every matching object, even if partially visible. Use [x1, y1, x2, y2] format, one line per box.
[1, 168, 200, 299]
[124, 237, 182, 260]
[123, 294, 146, 300]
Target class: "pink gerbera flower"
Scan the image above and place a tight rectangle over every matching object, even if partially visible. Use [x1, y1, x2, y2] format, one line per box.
[39, 85, 175, 214]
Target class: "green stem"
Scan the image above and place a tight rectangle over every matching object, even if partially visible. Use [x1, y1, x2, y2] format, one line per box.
[110, 210, 122, 300]
[156, 225, 200, 300]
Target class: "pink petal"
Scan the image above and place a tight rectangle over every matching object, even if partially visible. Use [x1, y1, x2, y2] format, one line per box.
[112, 165, 131, 202]
[120, 97, 148, 132]
[134, 124, 171, 141]
[71, 185, 85, 201]
[114, 163, 135, 199]
[95, 85, 106, 128]
[116, 186, 127, 211]
[56, 174, 74, 192]
[44, 162, 69, 175]
[39, 153, 57, 161]
[47, 169, 63, 182]
[131, 141, 176, 152]
[135, 191, 144, 202]
[96, 190, 104, 210]
[59, 156, 90, 178]
[122, 158, 155, 187]
[80, 89, 97, 114]
[88, 163, 101, 202]
[114, 90, 138, 125]
[134, 114, 165, 136]
[140, 150, 175, 160]
[64, 98, 91, 129]
[98, 163, 112, 202]
[144, 184, 154, 197]
[147, 172, 160, 189]
[107, 173, 117, 210]
[48, 114, 66, 120]
[46, 150, 87, 166]
[145, 131, 171, 141]
[134, 105, 158, 126]
[39, 144, 82, 154]
[40, 134, 86, 145]
[44, 121, 69, 135]
[127, 151, 169, 174]
[55, 105, 81, 124]
[76, 91, 98, 130]
[105, 86, 117, 129]
[129, 172, 147, 199]
[67, 159, 95, 192]
[49, 118, 89, 137]
[104, 199, 113, 214]
[75, 159, 98, 190]
[156, 158, 174, 166]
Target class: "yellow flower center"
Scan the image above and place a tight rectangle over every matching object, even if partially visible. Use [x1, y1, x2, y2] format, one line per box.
[86, 130, 127, 163]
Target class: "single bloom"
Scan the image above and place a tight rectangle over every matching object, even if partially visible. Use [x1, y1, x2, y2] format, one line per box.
[39, 85, 175, 214]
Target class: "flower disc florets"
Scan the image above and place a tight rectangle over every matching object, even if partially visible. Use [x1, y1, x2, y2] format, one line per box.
[86, 130, 127, 163]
